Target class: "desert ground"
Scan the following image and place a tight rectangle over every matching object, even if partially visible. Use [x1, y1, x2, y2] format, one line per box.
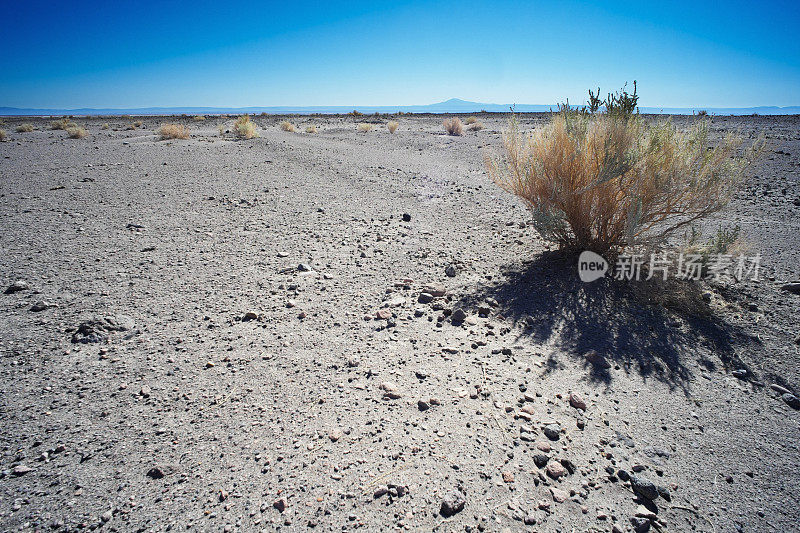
[0, 113, 799, 533]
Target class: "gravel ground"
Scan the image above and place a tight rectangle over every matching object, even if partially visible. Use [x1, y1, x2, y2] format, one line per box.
[0, 113, 798, 532]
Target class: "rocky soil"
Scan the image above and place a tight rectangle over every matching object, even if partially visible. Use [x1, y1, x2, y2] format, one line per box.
[0, 113, 799, 532]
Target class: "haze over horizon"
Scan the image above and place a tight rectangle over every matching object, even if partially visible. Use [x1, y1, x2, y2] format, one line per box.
[2, 0, 799, 109]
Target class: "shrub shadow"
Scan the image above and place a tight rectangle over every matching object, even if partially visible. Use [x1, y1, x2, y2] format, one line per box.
[458, 251, 757, 392]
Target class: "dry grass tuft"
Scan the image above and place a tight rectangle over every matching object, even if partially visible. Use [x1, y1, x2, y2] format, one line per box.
[51, 118, 76, 130]
[387, 121, 399, 133]
[101, 123, 110, 130]
[17, 123, 34, 133]
[468, 122, 484, 131]
[234, 115, 259, 139]
[465, 116, 478, 125]
[443, 117, 463, 136]
[0, 129, 6, 142]
[357, 123, 373, 132]
[66, 126, 88, 139]
[158, 123, 190, 140]
[218, 125, 225, 136]
[486, 112, 763, 254]
[279, 120, 295, 133]
[193, 115, 206, 121]
[305, 125, 318, 134]
[133, 120, 143, 128]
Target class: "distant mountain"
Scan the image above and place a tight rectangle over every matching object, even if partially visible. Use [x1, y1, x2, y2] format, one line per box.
[1, 98, 798, 116]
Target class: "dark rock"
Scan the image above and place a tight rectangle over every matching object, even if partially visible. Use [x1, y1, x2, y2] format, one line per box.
[451, 308, 467, 324]
[418, 292, 434, 304]
[617, 469, 630, 482]
[780, 282, 800, 294]
[732, 369, 748, 379]
[146, 464, 177, 479]
[533, 454, 549, 468]
[402, 213, 411, 222]
[417, 399, 430, 411]
[273, 498, 287, 513]
[543, 423, 561, 441]
[445, 264, 457, 277]
[656, 485, 672, 501]
[782, 393, 800, 409]
[584, 350, 611, 368]
[630, 474, 659, 501]
[630, 517, 651, 532]
[4, 280, 29, 294]
[440, 491, 466, 517]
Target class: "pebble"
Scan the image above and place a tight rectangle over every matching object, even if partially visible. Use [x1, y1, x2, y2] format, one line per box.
[584, 349, 611, 368]
[375, 308, 392, 320]
[273, 498, 287, 513]
[533, 454, 549, 468]
[440, 491, 466, 517]
[630, 474, 659, 501]
[329, 428, 344, 442]
[297, 263, 312, 272]
[546, 462, 566, 479]
[569, 392, 587, 410]
[4, 280, 29, 294]
[402, 213, 411, 222]
[502, 471, 515, 483]
[550, 487, 568, 502]
[418, 292, 434, 304]
[139, 385, 152, 398]
[445, 264, 457, 277]
[101, 510, 112, 523]
[782, 393, 800, 409]
[543, 423, 561, 441]
[417, 399, 430, 411]
[451, 308, 467, 324]
[12, 464, 32, 476]
[380, 381, 402, 399]
[630, 517, 651, 532]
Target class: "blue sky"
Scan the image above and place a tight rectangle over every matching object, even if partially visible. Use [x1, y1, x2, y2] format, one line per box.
[2, 0, 799, 108]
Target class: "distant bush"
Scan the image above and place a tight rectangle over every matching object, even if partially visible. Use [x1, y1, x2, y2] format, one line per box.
[193, 115, 206, 121]
[158, 123, 190, 140]
[101, 123, 110, 130]
[357, 123, 373, 132]
[51, 118, 76, 130]
[696, 110, 708, 116]
[66, 126, 88, 139]
[485, 84, 764, 254]
[133, 120, 143, 128]
[305, 125, 317, 134]
[235, 115, 259, 138]
[387, 121, 399, 133]
[218, 124, 226, 136]
[279, 120, 295, 132]
[443, 117, 463, 136]
[348, 110, 364, 117]
[465, 116, 478, 125]
[468, 121, 484, 131]
[16, 123, 34, 133]
[0, 129, 6, 142]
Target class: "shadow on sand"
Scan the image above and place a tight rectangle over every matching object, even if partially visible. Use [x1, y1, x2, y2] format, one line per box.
[456, 251, 758, 393]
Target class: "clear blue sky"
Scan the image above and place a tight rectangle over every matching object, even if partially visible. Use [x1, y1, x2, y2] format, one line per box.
[2, 0, 799, 109]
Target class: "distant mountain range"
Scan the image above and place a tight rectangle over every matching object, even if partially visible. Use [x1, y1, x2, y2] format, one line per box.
[1, 98, 798, 116]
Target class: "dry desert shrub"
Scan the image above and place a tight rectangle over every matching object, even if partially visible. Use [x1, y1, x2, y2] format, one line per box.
[486, 93, 763, 255]
[133, 120, 143, 127]
[468, 121, 484, 131]
[443, 117, 463, 136]
[235, 115, 259, 139]
[101, 123, 110, 130]
[66, 126, 88, 139]
[0, 129, 6, 142]
[305, 125, 317, 134]
[357, 123, 373, 132]
[51, 118, 76, 130]
[465, 116, 478, 125]
[218, 125, 225, 136]
[387, 121, 399, 133]
[158, 123, 190, 140]
[278, 120, 295, 133]
[16, 123, 34, 133]
[193, 115, 206, 121]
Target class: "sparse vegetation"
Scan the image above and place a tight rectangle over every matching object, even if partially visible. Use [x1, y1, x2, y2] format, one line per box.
[193, 115, 206, 121]
[485, 84, 763, 255]
[218, 125, 225, 136]
[234, 115, 259, 139]
[387, 121, 399, 133]
[468, 122, 484, 131]
[134, 120, 143, 128]
[158, 123, 190, 140]
[697, 110, 709, 116]
[465, 116, 478, 125]
[51, 118, 76, 130]
[16, 123, 34, 133]
[683, 225, 747, 278]
[443, 117, 463, 136]
[279, 120, 295, 133]
[101, 123, 110, 130]
[66, 126, 88, 139]
[0, 129, 6, 142]
[348, 110, 364, 117]
[305, 125, 317, 134]
[357, 123, 373, 132]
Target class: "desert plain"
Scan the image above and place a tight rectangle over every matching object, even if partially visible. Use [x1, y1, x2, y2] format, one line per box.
[0, 113, 799, 532]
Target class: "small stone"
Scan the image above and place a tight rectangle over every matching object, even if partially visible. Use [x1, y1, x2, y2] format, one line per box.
[533, 454, 549, 468]
[537, 500, 551, 511]
[205, 361, 215, 368]
[273, 498, 287, 513]
[543, 423, 561, 441]
[146, 464, 176, 479]
[536, 441, 551, 453]
[373, 485, 389, 499]
[502, 471, 514, 483]
[584, 350, 611, 368]
[380, 381, 402, 399]
[451, 308, 467, 324]
[630, 474, 659, 501]
[523, 514, 536, 525]
[242, 311, 258, 321]
[546, 462, 566, 479]
[4, 280, 29, 294]
[617, 469, 630, 482]
[550, 488, 568, 503]
[630, 517, 651, 532]
[782, 393, 800, 409]
[375, 308, 393, 320]
[440, 491, 465, 517]
[635, 505, 658, 520]
[417, 399, 430, 411]
[329, 428, 344, 442]
[569, 392, 587, 410]
[30, 300, 54, 312]
[101, 510, 112, 523]
[418, 292, 434, 304]
[732, 369, 748, 379]
[402, 213, 411, 222]
[12, 465, 32, 476]
[423, 284, 446, 297]
[139, 385, 152, 398]
[445, 264, 457, 277]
